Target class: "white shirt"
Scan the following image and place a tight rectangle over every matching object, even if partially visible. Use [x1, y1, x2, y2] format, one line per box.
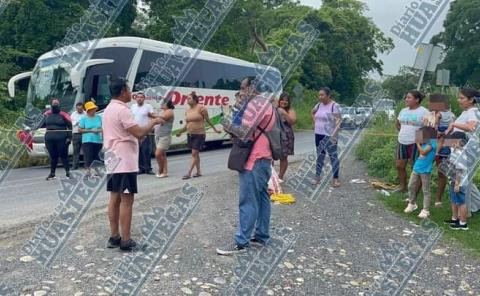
[454, 107, 480, 133]
[397, 106, 429, 145]
[71, 111, 85, 133]
[131, 103, 154, 127]
[449, 148, 469, 187]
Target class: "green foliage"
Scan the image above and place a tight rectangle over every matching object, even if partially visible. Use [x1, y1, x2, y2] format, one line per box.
[291, 88, 318, 130]
[382, 67, 420, 102]
[356, 102, 480, 257]
[355, 113, 398, 183]
[432, 0, 480, 88]
[143, 0, 393, 102]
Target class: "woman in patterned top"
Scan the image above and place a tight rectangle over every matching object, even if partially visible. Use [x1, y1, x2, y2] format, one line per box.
[277, 92, 296, 182]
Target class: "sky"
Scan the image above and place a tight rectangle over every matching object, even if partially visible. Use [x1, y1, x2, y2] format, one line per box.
[299, 0, 450, 76]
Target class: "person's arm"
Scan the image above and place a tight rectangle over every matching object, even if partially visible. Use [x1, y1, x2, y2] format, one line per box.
[177, 111, 188, 137]
[330, 105, 342, 141]
[64, 118, 73, 141]
[280, 108, 297, 125]
[78, 117, 86, 134]
[176, 125, 187, 137]
[454, 169, 463, 192]
[416, 143, 432, 156]
[202, 107, 221, 133]
[122, 107, 163, 139]
[450, 121, 478, 133]
[94, 117, 103, 133]
[147, 105, 157, 119]
[395, 119, 401, 131]
[127, 119, 162, 139]
[159, 110, 173, 122]
[311, 104, 318, 123]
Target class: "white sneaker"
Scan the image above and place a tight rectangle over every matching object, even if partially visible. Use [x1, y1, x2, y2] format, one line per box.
[278, 178, 284, 184]
[418, 209, 430, 219]
[404, 203, 418, 213]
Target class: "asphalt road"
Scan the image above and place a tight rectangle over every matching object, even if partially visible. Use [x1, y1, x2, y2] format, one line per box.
[0, 131, 330, 229]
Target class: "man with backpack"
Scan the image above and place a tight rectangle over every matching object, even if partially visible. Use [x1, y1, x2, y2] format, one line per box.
[217, 76, 277, 255]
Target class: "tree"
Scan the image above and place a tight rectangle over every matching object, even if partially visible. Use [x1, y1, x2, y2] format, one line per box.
[0, 0, 139, 125]
[142, 0, 393, 103]
[432, 0, 480, 88]
[382, 66, 420, 101]
[299, 0, 394, 102]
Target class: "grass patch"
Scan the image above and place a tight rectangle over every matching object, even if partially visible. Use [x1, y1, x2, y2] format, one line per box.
[356, 111, 480, 258]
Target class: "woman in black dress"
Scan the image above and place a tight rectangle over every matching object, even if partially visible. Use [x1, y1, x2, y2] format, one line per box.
[44, 99, 72, 180]
[277, 92, 297, 182]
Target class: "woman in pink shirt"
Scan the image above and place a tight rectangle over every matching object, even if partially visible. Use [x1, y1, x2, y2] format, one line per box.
[311, 87, 342, 187]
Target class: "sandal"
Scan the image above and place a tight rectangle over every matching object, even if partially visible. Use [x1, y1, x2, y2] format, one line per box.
[193, 173, 202, 178]
[435, 202, 442, 208]
[182, 175, 191, 180]
[332, 180, 341, 188]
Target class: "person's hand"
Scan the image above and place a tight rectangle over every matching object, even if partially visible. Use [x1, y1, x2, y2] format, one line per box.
[214, 128, 222, 134]
[153, 117, 165, 125]
[454, 184, 460, 193]
[445, 123, 454, 135]
[330, 135, 337, 144]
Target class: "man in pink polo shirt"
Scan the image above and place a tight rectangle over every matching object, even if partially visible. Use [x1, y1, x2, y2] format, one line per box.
[217, 76, 276, 255]
[103, 77, 164, 251]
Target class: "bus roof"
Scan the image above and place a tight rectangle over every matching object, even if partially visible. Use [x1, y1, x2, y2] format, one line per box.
[39, 36, 280, 73]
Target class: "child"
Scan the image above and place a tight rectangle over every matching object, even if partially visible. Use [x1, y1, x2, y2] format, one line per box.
[444, 132, 469, 230]
[429, 94, 456, 207]
[428, 94, 455, 155]
[404, 126, 438, 218]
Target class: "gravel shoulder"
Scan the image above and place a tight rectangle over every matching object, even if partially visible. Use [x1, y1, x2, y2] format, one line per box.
[0, 147, 479, 296]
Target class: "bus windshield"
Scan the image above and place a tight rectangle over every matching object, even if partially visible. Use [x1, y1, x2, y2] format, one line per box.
[27, 55, 79, 112]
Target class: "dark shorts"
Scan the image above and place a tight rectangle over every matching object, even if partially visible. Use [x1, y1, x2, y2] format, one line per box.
[187, 134, 206, 151]
[107, 172, 138, 194]
[435, 146, 451, 166]
[396, 143, 418, 161]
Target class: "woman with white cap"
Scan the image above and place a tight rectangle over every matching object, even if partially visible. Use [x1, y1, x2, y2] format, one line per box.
[79, 100, 103, 177]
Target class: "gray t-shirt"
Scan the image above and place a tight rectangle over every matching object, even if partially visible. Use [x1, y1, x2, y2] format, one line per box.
[439, 110, 455, 128]
[397, 106, 429, 145]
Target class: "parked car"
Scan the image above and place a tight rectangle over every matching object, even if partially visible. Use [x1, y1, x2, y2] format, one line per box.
[355, 107, 373, 127]
[373, 99, 396, 120]
[340, 106, 358, 129]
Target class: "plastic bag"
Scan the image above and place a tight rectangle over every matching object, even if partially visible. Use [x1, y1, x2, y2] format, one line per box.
[268, 165, 283, 195]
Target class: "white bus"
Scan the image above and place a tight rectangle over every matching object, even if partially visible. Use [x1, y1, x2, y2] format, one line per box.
[8, 37, 282, 157]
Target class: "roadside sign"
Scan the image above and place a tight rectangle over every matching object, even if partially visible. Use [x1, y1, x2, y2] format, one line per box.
[436, 69, 450, 86]
[413, 43, 444, 72]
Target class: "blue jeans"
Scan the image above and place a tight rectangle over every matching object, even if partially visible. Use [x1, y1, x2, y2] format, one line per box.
[235, 159, 272, 246]
[315, 134, 339, 178]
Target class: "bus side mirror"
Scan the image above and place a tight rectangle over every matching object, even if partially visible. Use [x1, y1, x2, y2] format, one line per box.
[71, 59, 114, 88]
[8, 71, 32, 98]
